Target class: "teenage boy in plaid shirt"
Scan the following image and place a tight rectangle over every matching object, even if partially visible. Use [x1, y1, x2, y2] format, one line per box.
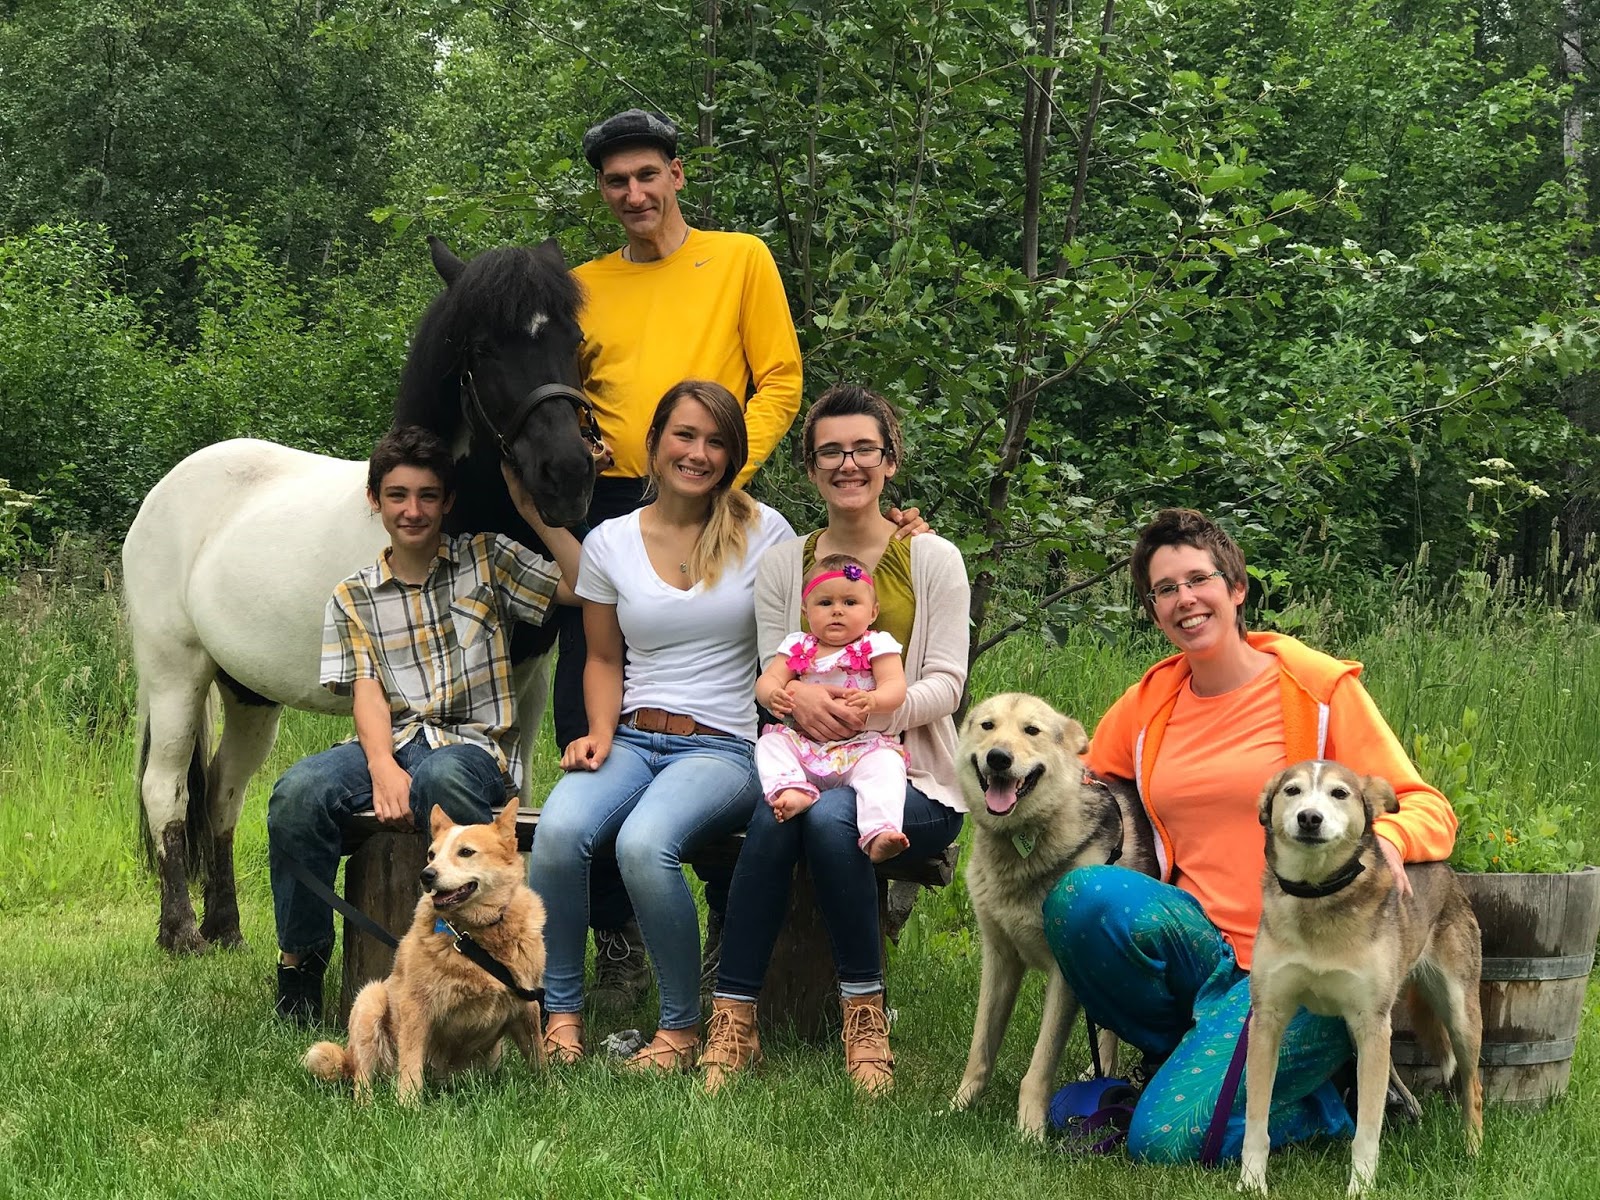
[268, 425, 581, 1024]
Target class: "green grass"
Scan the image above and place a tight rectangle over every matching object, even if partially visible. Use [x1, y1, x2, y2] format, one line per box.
[2, 571, 1599, 1198]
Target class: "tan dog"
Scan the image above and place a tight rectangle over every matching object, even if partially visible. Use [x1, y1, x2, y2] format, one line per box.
[1242, 761, 1482, 1197]
[303, 802, 547, 1102]
[949, 693, 1155, 1138]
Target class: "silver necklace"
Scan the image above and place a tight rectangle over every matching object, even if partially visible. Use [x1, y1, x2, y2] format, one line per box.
[644, 506, 697, 577]
[624, 225, 691, 264]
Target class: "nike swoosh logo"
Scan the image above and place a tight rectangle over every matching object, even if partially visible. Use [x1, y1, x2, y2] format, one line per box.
[695, 258, 713, 267]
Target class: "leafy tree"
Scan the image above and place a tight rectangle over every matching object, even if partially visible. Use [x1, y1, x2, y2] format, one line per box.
[0, 0, 440, 334]
[6, 0, 1600, 649]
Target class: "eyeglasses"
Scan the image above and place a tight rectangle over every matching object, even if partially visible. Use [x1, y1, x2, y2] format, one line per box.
[810, 445, 887, 469]
[1146, 570, 1226, 604]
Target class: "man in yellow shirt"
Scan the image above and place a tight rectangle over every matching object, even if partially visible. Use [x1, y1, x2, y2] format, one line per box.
[554, 109, 804, 1009]
[574, 109, 804, 487]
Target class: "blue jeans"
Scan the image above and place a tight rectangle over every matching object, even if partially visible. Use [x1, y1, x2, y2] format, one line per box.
[716, 783, 964, 995]
[267, 736, 504, 955]
[1041, 865, 1354, 1163]
[550, 475, 731, 931]
[527, 725, 760, 1029]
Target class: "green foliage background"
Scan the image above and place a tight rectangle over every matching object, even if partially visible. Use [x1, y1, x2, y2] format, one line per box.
[3, 0, 1599, 645]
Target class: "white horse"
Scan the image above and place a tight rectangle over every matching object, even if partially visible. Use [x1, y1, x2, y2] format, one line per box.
[124, 237, 597, 953]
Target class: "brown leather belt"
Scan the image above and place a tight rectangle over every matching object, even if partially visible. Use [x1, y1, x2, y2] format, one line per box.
[623, 707, 732, 738]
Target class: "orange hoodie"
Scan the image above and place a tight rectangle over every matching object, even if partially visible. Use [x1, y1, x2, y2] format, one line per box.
[1086, 631, 1457, 968]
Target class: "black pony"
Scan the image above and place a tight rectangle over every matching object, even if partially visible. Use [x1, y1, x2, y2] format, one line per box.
[125, 236, 596, 953]
[397, 235, 598, 657]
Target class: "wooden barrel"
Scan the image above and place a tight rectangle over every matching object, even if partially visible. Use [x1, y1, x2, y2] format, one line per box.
[1391, 867, 1600, 1107]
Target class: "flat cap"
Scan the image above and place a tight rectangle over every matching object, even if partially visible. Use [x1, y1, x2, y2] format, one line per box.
[582, 109, 679, 170]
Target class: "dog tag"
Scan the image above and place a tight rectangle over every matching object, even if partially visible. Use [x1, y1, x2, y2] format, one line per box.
[1012, 832, 1035, 858]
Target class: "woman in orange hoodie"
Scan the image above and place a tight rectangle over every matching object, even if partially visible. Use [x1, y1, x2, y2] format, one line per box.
[1043, 508, 1456, 1164]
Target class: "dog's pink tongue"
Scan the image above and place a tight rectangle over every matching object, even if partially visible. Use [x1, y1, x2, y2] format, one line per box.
[985, 779, 1020, 815]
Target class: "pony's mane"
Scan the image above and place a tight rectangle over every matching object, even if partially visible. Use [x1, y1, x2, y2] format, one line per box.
[397, 243, 582, 423]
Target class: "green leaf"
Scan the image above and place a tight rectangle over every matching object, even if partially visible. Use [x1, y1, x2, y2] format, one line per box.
[1200, 164, 1248, 195]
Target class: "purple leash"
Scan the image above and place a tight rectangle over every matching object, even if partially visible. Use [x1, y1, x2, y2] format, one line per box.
[1200, 1005, 1252, 1167]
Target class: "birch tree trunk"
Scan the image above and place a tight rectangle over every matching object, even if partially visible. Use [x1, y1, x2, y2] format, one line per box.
[1561, 0, 1585, 218]
[1557, 0, 1595, 559]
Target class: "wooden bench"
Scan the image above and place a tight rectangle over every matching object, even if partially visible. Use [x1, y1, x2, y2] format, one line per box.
[337, 808, 958, 1040]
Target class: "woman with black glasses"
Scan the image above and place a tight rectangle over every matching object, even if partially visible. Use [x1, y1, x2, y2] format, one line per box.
[697, 383, 971, 1095]
[1041, 507, 1456, 1164]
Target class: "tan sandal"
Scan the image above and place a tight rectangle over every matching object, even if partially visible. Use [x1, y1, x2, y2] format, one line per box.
[623, 1029, 699, 1074]
[542, 1013, 585, 1065]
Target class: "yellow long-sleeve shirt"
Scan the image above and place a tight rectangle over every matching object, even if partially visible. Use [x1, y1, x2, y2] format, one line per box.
[573, 229, 803, 485]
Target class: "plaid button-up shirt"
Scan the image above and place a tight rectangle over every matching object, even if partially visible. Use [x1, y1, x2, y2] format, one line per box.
[321, 532, 558, 789]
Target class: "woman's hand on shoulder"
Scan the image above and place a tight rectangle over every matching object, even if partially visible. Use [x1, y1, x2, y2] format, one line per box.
[560, 733, 612, 772]
[786, 683, 867, 741]
[1377, 835, 1412, 898]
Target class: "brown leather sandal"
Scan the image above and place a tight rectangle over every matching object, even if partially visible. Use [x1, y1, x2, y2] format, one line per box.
[542, 1013, 585, 1066]
[623, 1029, 699, 1074]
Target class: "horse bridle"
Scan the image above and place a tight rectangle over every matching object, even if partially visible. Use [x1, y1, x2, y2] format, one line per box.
[460, 368, 604, 462]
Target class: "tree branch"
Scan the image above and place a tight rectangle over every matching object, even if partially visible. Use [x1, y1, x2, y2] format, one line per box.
[1055, 0, 1116, 272]
[971, 555, 1132, 658]
[699, 0, 719, 218]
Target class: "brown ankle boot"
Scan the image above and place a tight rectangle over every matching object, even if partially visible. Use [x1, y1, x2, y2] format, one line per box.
[841, 992, 893, 1095]
[701, 997, 761, 1094]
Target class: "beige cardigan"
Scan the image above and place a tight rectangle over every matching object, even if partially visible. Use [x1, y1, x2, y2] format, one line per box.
[753, 532, 969, 811]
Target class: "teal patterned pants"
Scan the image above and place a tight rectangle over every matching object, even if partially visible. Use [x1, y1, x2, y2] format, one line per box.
[1042, 864, 1355, 1163]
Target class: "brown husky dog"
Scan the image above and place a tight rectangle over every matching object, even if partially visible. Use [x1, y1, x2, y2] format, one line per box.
[303, 802, 547, 1102]
[1241, 761, 1482, 1197]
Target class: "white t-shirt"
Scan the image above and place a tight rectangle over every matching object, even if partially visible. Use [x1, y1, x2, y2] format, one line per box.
[575, 503, 795, 741]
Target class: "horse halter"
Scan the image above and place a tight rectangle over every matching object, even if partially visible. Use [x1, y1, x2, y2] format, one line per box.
[459, 369, 604, 462]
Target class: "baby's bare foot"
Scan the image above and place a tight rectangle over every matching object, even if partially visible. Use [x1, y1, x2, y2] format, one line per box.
[865, 830, 910, 863]
[770, 788, 818, 822]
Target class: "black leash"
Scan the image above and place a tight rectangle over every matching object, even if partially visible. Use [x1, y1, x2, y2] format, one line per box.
[286, 855, 398, 949]
[284, 857, 543, 1005]
[1086, 1015, 1108, 1079]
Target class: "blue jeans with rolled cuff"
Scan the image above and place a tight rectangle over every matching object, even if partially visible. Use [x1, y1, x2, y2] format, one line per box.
[715, 782, 964, 997]
[267, 736, 504, 956]
[527, 724, 760, 1030]
[1041, 864, 1355, 1164]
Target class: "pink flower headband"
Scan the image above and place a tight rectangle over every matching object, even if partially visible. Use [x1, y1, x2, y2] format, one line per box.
[802, 562, 873, 599]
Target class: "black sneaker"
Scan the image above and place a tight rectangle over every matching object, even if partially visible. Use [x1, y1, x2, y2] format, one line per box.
[274, 948, 330, 1026]
[591, 919, 649, 1012]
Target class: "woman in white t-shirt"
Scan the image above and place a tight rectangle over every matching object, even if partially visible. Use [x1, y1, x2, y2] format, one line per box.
[527, 380, 793, 1072]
